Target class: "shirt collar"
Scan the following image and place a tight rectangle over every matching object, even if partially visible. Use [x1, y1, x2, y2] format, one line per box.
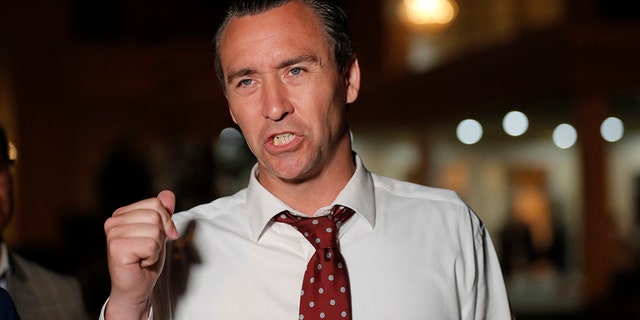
[246, 153, 376, 242]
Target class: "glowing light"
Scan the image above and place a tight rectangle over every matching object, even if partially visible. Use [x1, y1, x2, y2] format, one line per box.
[502, 111, 529, 137]
[552, 124, 577, 149]
[456, 119, 483, 145]
[8, 141, 17, 161]
[399, 0, 458, 27]
[600, 117, 624, 142]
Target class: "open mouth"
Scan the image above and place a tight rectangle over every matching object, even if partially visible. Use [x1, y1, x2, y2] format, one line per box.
[273, 133, 296, 146]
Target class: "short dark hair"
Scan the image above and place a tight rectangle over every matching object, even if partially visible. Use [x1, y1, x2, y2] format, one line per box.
[213, 0, 353, 90]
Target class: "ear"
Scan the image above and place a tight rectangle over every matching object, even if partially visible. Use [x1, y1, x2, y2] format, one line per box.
[344, 57, 361, 104]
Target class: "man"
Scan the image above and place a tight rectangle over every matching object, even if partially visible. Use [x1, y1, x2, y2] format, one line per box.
[0, 126, 88, 319]
[103, 0, 513, 319]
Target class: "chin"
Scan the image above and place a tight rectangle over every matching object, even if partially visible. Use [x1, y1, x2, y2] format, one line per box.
[264, 163, 312, 183]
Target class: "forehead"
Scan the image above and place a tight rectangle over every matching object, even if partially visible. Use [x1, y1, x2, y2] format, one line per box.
[219, 1, 331, 69]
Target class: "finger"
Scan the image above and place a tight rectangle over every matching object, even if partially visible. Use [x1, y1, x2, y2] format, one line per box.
[108, 236, 164, 269]
[105, 217, 166, 264]
[109, 195, 179, 240]
[157, 190, 180, 240]
[112, 196, 166, 217]
[107, 207, 169, 234]
[106, 222, 166, 244]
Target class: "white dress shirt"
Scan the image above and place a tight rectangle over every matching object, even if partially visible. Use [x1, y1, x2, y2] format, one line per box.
[102, 155, 512, 319]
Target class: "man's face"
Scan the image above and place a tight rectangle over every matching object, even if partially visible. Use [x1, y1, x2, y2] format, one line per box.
[0, 162, 13, 232]
[219, 1, 360, 186]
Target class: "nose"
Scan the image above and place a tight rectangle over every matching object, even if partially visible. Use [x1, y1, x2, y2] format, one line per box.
[261, 81, 293, 121]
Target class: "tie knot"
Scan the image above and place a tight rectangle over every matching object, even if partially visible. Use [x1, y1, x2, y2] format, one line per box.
[275, 205, 355, 250]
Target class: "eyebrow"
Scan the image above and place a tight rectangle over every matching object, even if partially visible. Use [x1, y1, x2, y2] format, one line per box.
[226, 68, 256, 85]
[276, 54, 319, 69]
[225, 54, 320, 85]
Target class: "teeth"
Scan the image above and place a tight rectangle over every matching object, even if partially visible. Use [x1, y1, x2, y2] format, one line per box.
[273, 133, 295, 146]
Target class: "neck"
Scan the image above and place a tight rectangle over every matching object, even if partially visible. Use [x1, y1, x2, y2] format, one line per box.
[261, 148, 356, 216]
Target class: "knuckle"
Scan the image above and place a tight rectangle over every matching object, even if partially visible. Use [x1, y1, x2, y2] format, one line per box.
[106, 237, 129, 255]
[140, 238, 162, 256]
[104, 216, 118, 232]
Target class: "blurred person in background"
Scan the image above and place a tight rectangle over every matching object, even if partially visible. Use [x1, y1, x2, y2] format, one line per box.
[0, 125, 88, 319]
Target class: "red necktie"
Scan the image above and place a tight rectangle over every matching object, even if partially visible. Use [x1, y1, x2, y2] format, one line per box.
[275, 205, 355, 320]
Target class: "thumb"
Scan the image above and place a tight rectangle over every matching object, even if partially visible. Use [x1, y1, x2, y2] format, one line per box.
[157, 190, 176, 214]
[157, 190, 179, 239]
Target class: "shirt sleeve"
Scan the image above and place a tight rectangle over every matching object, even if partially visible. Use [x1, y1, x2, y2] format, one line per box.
[462, 210, 514, 320]
[98, 298, 154, 320]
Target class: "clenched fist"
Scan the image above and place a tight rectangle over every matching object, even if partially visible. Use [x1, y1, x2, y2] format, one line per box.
[103, 190, 180, 320]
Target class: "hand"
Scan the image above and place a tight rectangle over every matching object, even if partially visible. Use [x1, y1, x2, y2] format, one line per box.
[103, 190, 180, 320]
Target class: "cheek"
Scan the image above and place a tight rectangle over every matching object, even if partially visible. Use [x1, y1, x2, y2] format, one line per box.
[232, 114, 255, 137]
[228, 101, 252, 128]
[229, 111, 260, 148]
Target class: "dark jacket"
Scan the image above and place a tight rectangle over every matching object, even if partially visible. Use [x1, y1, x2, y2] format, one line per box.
[0, 287, 21, 320]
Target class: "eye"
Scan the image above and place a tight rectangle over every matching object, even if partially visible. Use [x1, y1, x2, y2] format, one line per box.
[231, 77, 258, 96]
[290, 67, 302, 76]
[239, 78, 253, 86]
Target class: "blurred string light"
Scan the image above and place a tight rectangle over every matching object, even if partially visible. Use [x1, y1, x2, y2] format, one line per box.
[553, 123, 577, 149]
[398, 0, 459, 30]
[502, 111, 529, 137]
[455, 112, 627, 148]
[456, 119, 483, 145]
[600, 116, 624, 142]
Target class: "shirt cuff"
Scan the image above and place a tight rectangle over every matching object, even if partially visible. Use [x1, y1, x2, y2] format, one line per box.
[98, 298, 154, 320]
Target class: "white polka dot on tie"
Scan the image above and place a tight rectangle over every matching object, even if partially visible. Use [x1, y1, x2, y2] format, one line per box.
[340, 287, 346, 293]
[318, 288, 324, 294]
[310, 277, 315, 284]
[299, 314, 304, 320]
[280, 214, 287, 219]
[315, 238, 321, 244]
[328, 275, 334, 281]
[338, 262, 343, 269]
[326, 252, 332, 259]
[320, 312, 326, 319]
[326, 228, 332, 233]
[309, 301, 315, 308]
[301, 290, 304, 296]
[304, 232, 309, 237]
[341, 311, 347, 317]
[330, 299, 336, 305]
[317, 263, 322, 270]
[312, 219, 319, 225]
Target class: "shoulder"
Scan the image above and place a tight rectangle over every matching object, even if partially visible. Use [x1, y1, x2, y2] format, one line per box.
[172, 188, 248, 226]
[9, 253, 82, 292]
[370, 173, 485, 238]
[371, 173, 467, 208]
